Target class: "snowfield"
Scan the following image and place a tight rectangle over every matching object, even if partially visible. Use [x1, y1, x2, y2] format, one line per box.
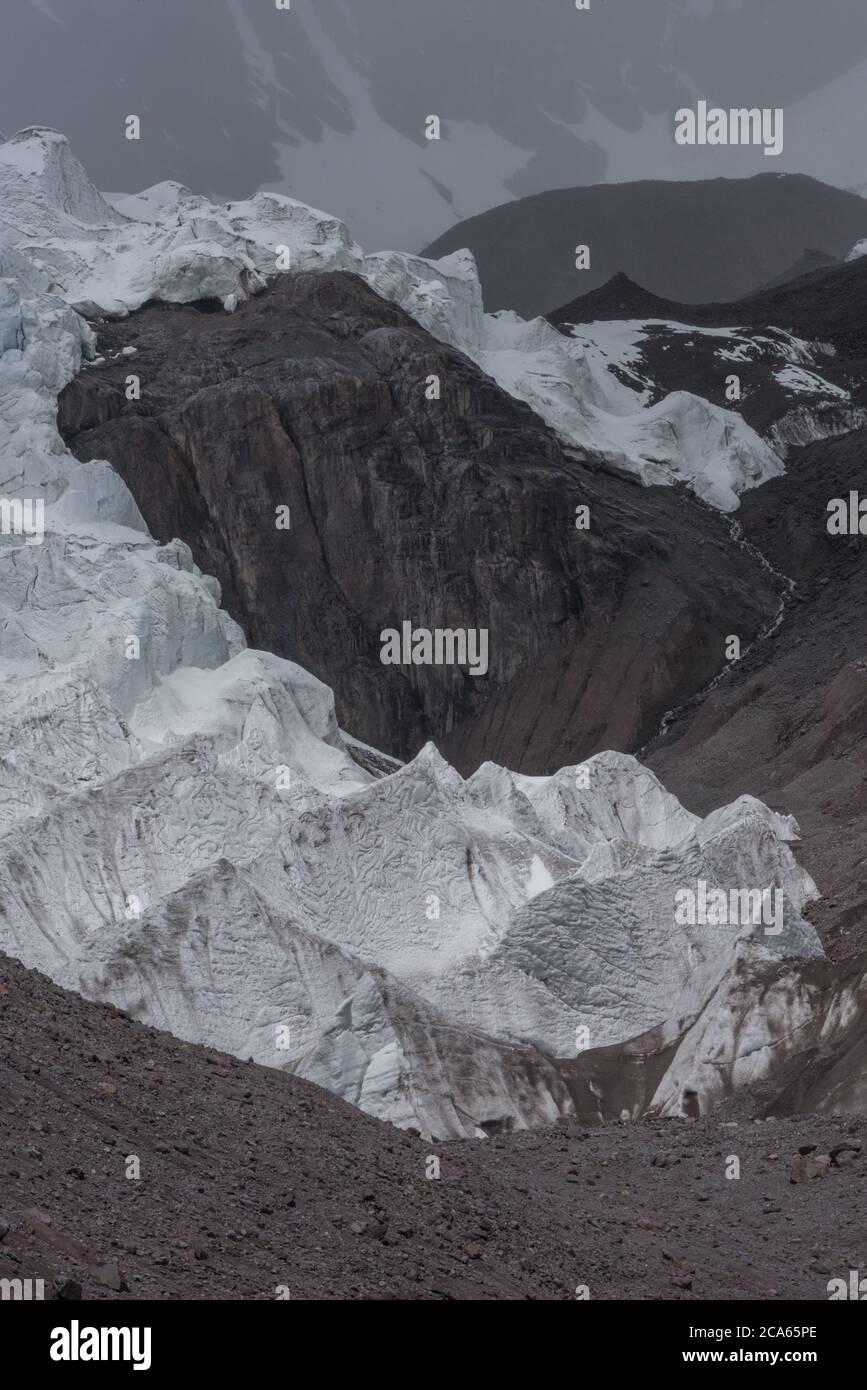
[0, 127, 830, 1137]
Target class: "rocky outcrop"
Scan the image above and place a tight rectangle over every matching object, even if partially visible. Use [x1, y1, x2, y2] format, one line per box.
[59, 271, 777, 769]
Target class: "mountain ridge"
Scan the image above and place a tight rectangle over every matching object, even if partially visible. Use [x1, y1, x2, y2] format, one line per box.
[422, 173, 867, 317]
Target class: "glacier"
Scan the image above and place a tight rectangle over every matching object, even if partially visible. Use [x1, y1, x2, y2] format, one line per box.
[0, 126, 835, 1138]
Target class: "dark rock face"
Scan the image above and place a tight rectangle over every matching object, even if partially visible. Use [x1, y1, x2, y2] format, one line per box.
[422, 174, 867, 317]
[59, 271, 776, 770]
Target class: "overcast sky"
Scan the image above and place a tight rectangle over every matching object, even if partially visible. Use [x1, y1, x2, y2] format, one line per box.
[3, 0, 866, 248]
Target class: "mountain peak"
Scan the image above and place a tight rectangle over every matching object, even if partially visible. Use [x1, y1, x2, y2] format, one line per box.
[548, 272, 672, 327]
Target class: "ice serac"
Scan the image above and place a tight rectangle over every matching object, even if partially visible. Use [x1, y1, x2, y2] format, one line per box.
[0, 126, 844, 1137]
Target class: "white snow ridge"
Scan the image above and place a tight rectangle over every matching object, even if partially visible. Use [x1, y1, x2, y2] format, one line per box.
[0, 127, 827, 1138]
[0, 124, 785, 511]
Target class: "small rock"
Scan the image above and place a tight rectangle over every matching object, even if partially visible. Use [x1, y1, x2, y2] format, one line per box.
[790, 1154, 831, 1183]
[52, 1277, 82, 1301]
[830, 1141, 862, 1164]
[831, 1148, 859, 1168]
[94, 1262, 127, 1292]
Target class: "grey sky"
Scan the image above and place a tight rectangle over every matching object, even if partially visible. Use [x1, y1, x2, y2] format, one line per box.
[3, 0, 866, 248]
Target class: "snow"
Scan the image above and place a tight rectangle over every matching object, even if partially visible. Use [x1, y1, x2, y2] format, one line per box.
[774, 365, 850, 398]
[0, 125, 801, 512]
[0, 125, 829, 1137]
[103, 182, 198, 223]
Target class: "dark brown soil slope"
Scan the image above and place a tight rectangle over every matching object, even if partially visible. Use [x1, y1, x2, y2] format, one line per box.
[1, 951, 866, 1302]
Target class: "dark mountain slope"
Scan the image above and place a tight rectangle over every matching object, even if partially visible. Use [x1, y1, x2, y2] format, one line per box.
[543, 256, 867, 954]
[549, 258, 867, 438]
[754, 248, 837, 293]
[645, 425, 867, 963]
[2, 949, 866, 1301]
[421, 174, 867, 318]
[548, 271, 682, 324]
[550, 254, 867, 356]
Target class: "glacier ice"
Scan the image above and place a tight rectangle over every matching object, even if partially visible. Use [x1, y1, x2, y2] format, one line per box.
[0, 126, 831, 1137]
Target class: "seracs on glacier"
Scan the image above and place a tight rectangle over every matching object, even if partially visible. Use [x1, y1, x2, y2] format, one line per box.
[0, 127, 830, 1138]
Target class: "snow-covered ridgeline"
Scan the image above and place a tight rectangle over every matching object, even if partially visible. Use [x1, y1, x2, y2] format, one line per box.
[0, 127, 827, 1137]
[2, 125, 788, 512]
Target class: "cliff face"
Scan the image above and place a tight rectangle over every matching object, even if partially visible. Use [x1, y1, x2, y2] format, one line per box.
[59, 271, 776, 769]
